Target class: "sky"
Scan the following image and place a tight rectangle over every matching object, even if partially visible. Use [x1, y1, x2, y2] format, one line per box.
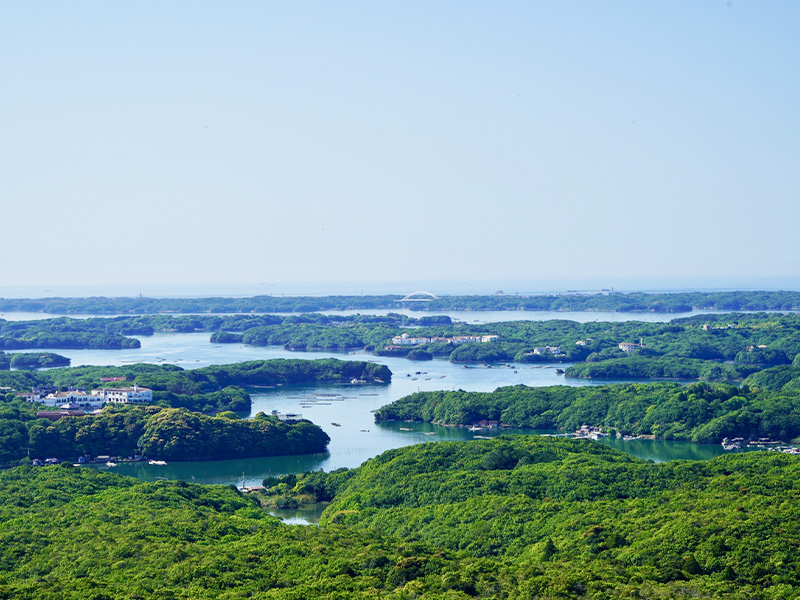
[1, 1, 799, 293]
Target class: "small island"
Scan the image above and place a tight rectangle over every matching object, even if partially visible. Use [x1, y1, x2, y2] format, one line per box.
[0, 351, 71, 370]
[374, 368, 800, 445]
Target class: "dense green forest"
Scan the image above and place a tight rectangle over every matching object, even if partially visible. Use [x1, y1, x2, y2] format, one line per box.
[375, 379, 800, 443]
[3, 289, 800, 314]
[563, 356, 761, 380]
[0, 403, 329, 463]
[3, 438, 800, 598]
[0, 358, 391, 414]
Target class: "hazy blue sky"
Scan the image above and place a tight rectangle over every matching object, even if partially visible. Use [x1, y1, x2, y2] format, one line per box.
[1, 1, 798, 291]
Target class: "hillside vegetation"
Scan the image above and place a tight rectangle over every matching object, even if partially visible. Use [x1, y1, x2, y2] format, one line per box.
[0, 402, 329, 464]
[375, 380, 800, 443]
[3, 438, 800, 598]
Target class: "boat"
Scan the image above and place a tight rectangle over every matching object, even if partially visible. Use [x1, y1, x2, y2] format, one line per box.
[148, 460, 167, 466]
[106, 461, 117, 467]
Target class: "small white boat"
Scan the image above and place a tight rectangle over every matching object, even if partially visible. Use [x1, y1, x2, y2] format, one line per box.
[148, 460, 168, 466]
[106, 461, 117, 467]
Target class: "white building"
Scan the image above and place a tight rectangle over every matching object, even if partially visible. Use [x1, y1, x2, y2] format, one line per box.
[40, 390, 105, 408]
[618, 342, 641, 352]
[91, 385, 153, 404]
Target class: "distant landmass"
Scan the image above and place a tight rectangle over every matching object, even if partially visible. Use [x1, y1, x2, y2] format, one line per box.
[2, 289, 800, 314]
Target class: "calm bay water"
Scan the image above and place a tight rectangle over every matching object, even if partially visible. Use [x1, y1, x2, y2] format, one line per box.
[26, 328, 734, 489]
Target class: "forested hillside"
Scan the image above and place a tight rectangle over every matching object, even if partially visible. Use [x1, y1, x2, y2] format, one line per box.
[0, 403, 329, 463]
[375, 380, 800, 443]
[2, 438, 800, 598]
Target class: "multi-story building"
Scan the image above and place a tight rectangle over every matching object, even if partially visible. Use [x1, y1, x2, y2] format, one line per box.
[39, 390, 105, 408]
[91, 385, 153, 404]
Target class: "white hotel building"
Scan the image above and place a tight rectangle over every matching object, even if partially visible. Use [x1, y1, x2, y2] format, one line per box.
[92, 385, 153, 404]
[34, 385, 153, 407]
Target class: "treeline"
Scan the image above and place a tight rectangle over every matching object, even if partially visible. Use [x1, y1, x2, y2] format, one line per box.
[564, 356, 761, 380]
[5, 438, 800, 597]
[3, 289, 800, 314]
[0, 358, 392, 413]
[375, 380, 800, 443]
[0, 404, 329, 463]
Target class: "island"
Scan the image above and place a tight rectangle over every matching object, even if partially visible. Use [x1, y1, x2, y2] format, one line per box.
[374, 367, 800, 444]
[0, 351, 71, 370]
[1, 403, 329, 463]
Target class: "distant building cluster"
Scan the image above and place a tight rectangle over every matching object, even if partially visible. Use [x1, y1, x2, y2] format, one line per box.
[389, 333, 500, 347]
[526, 346, 563, 356]
[746, 344, 769, 352]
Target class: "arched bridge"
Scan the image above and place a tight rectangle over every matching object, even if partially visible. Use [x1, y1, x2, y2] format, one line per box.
[400, 291, 440, 302]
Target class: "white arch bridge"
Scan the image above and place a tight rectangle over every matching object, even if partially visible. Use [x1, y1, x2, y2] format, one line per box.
[399, 291, 440, 302]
